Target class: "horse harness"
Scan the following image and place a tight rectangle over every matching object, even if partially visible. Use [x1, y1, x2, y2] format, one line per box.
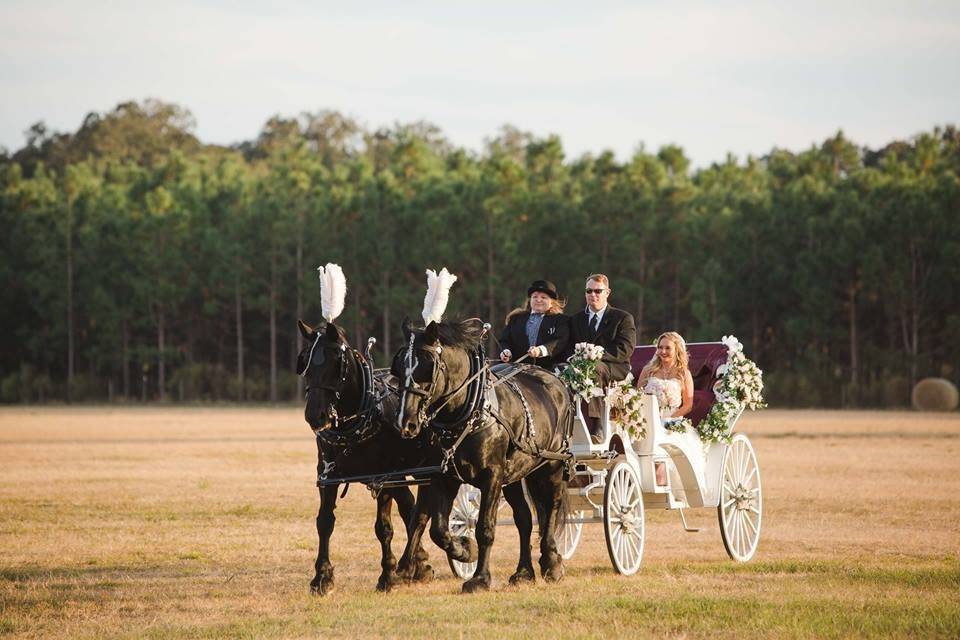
[302, 333, 384, 448]
[400, 338, 571, 481]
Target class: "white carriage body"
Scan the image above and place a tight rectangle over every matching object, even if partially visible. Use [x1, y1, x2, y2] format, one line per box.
[568, 392, 734, 513]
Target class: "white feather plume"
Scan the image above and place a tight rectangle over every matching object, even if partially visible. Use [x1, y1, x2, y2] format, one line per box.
[317, 263, 347, 323]
[422, 267, 458, 325]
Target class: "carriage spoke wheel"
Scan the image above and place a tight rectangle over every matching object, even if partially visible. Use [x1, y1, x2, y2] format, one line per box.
[603, 459, 644, 575]
[448, 484, 480, 579]
[718, 433, 762, 562]
[557, 509, 584, 560]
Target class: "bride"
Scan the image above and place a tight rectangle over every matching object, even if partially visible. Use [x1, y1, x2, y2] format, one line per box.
[637, 331, 694, 421]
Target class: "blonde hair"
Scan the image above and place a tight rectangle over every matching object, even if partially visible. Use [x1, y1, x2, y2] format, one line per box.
[504, 295, 566, 324]
[641, 331, 689, 381]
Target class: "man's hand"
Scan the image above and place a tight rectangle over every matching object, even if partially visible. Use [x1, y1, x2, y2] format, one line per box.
[499, 349, 512, 363]
[527, 345, 547, 358]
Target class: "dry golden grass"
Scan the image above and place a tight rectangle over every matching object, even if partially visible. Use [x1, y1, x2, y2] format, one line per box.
[1, 407, 959, 639]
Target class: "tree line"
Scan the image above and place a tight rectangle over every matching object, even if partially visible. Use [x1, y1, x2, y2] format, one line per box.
[1, 99, 957, 406]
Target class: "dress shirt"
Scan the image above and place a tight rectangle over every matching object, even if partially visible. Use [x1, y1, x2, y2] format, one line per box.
[587, 306, 608, 332]
[525, 313, 545, 348]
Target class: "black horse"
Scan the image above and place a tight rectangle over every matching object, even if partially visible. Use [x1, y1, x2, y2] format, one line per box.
[297, 319, 437, 595]
[392, 318, 575, 592]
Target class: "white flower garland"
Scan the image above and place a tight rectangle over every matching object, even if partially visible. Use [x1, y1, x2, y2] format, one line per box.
[606, 373, 647, 440]
[665, 334, 766, 444]
[559, 343, 647, 440]
[560, 336, 764, 445]
[558, 342, 605, 401]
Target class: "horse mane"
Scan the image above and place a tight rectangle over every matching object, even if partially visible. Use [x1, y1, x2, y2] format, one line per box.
[317, 320, 350, 345]
[433, 319, 485, 351]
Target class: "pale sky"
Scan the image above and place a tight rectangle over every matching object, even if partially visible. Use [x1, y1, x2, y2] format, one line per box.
[2, 0, 959, 167]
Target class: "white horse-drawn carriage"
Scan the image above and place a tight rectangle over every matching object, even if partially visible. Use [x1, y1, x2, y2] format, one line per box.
[448, 341, 763, 578]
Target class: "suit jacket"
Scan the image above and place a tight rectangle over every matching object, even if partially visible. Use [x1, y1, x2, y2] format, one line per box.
[499, 312, 570, 370]
[567, 306, 637, 381]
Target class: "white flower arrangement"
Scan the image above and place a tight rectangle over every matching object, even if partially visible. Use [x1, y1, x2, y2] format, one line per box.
[664, 416, 693, 435]
[689, 334, 766, 444]
[558, 342, 605, 401]
[605, 373, 646, 440]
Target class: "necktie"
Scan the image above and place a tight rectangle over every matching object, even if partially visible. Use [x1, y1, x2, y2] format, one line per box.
[590, 313, 600, 335]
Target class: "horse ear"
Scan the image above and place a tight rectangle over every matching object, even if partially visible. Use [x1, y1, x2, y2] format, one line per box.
[424, 321, 439, 344]
[325, 321, 341, 343]
[298, 320, 313, 341]
[402, 317, 413, 339]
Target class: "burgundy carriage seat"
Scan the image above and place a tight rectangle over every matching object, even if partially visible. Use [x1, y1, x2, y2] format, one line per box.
[630, 342, 728, 427]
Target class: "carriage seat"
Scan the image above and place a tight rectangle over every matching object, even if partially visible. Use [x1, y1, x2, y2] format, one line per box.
[629, 342, 728, 427]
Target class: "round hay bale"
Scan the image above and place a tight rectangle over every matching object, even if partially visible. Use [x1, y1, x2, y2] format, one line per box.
[911, 378, 959, 412]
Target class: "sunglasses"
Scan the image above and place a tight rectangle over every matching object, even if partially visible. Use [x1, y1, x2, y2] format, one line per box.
[585, 288, 606, 294]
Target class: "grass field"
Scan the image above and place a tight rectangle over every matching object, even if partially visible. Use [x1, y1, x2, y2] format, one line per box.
[1, 407, 958, 639]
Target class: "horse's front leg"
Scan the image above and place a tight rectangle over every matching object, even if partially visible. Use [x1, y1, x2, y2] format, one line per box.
[428, 477, 478, 566]
[529, 465, 566, 582]
[374, 489, 402, 592]
[503, 481, 535, 585]
[462, 472, 503, 593]
[396, 484, 433, 583]
[310, 484, 339, 596]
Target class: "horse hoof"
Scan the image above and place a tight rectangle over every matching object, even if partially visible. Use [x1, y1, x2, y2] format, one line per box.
[310, 578, 334, 596]
[508, 568, 536, 585]
[542, 563, 565, 583]
[376, 573, 400, 592]
[413, 564, 434, 583]
[461, 577, 490, 593]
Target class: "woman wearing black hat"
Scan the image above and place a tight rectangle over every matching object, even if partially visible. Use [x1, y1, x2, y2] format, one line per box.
[498, 280, 570, 371]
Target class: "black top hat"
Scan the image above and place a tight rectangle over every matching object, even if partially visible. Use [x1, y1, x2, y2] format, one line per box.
[527, 280, 559, 299]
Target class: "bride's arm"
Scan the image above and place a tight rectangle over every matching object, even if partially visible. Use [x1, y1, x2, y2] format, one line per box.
[637, 363, 652, 389]
[672, 370, 695, 418]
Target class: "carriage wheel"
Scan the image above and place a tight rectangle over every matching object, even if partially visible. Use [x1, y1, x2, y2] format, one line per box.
[557, 508, 584, 560]
[718, 433, 762, 562]
[447, 484, 480, 579]
[603, 459, 645, 575]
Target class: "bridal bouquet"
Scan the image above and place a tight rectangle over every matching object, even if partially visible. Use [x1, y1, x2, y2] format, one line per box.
[650, 382, 682, 415]
[558, 342, 605, 401]
[605, 373, 646, 440]
[694, 335, 766, 444]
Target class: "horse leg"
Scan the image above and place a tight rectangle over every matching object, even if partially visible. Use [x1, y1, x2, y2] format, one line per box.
[396, 485, 433, 583]
[310, 484, 338, 595]
[503, 481, 535, 585]
[374, 490, 402, 592]
[428, 478, 478, 566]
[462, 474, 503, 593]
[530, 465, 566, 582]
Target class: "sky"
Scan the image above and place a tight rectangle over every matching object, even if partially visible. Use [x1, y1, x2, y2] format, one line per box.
[1, 0, 959, 167]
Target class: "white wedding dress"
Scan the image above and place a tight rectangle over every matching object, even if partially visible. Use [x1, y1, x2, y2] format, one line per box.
[643, 376, 682, 420]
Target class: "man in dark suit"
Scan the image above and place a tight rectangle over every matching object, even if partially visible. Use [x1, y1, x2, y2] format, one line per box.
[566, 273, 637, 439]
[498, 280, 570, 371]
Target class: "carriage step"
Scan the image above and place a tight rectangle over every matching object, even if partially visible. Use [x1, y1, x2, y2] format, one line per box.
[679, 508, 700, 532]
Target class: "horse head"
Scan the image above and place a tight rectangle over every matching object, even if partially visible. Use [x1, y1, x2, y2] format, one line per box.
[297, 319, 357, 434]
[392, 317, 483, 439]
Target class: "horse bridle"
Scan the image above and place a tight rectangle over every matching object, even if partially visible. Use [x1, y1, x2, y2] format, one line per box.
[399, 332, 489, 433]
[398, 333, 448, 431]
[301, 334, 378, 442]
